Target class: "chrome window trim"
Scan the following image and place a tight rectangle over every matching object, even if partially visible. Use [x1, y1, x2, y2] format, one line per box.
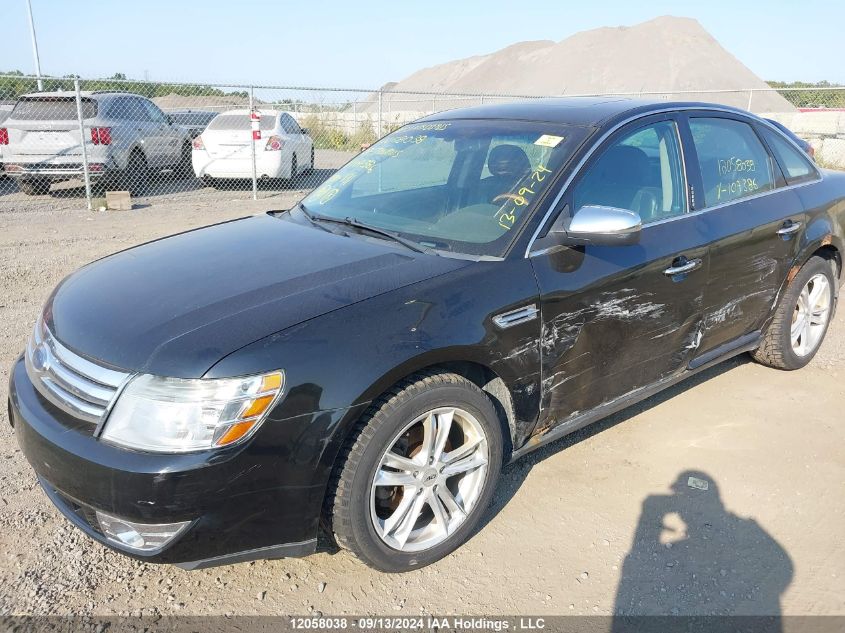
[524, 105, 824, 258]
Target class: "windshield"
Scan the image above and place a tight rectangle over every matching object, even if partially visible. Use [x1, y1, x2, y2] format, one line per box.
[302, 119, 586, 256]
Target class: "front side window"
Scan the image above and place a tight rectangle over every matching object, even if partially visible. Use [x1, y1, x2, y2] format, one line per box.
[689, 118, 775, 208]
[760, 127, 817, 184]
[572, 120, 687, 223]
[302, 120, 587, 256]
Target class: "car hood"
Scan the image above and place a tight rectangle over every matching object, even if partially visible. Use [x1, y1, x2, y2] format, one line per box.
[45, 214, 468, 377]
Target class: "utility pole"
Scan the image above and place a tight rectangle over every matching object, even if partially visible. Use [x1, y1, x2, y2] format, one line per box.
[25, 0, 44, 90]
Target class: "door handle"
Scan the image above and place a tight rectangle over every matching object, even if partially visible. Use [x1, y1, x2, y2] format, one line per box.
[664, 258, 703, 277]
[777, 221, 802, 237]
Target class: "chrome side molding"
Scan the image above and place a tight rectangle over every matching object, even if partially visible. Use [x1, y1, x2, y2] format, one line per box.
[493, 304, 539, 329]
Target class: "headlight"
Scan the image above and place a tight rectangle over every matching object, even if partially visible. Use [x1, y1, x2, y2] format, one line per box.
[101, 371, 284, 453]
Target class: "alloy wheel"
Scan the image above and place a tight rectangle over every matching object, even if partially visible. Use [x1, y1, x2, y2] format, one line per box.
[791, 273, 832, 357]
[370, 407, 489, 552]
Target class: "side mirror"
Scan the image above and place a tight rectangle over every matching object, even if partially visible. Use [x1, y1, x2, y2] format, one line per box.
[300, 127, 309, 135]
[165, 114, 174, 125]
[557, 205, 642, 246]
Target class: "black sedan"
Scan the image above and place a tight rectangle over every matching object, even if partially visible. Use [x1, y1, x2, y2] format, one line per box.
[8, 98, 844, 572]
[167, 109, 219, 139]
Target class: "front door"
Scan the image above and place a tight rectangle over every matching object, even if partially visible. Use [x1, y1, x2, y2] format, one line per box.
[530, 115, 710, 431]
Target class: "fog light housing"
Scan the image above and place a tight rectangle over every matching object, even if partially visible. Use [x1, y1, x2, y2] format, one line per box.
[95, 511, 191, 553]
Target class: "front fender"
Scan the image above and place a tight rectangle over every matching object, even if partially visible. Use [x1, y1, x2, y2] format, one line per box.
[205, 258, 541, 492]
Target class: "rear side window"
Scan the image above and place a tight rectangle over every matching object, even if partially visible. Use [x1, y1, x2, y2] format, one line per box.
[688, 118, 775, 208]
[106, 97, 153, 122]
[760, 127, 817, 184]
[11, 96, 97, 120]
[207, 114, 276, 131]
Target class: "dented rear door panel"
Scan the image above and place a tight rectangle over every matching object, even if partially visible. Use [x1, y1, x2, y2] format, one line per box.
[694, 188, 806, 356]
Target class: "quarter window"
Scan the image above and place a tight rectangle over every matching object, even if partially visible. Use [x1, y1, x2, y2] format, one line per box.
[572, 121, 687, 224]
[689, 118, 775, 208]
[760, 127, 817, 184]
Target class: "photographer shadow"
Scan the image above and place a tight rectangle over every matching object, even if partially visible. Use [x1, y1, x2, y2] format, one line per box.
[612, 470, 793, 630]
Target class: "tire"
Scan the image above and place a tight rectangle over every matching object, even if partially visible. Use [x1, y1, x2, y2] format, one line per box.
[288, 155, 298, 187]
[176, 142, 192, 177]
[202, 175, 218, 189]
[18, 179, 51, 196]
[326, 370, 503, 572]
[752, 255, 837, 370]
[123, 151, 148, 196]
[308, 147, 315, 174]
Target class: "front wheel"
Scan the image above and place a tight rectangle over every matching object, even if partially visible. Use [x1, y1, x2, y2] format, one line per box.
[753, 255, 837, 369]
[327, 370, 503, 572]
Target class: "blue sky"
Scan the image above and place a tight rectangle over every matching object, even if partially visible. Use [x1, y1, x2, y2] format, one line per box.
[2, 0, 840, 87]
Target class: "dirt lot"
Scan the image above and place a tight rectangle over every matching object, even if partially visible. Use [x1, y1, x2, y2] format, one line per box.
[0, 191, 843, 618]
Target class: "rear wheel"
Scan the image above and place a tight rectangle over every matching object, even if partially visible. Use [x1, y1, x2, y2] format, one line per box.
[123, 151, 148, 196]
[752, 255, 837, 369]
[288, 155, 298, 187]
[327, 370, 503, 572]
[18, 179, 51, 196]
[176, 141, 192, 177]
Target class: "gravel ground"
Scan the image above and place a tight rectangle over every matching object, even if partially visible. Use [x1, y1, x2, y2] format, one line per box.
[0, 190, 843, 618]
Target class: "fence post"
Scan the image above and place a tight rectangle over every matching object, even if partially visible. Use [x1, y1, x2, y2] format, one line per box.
[377, 89, 383, 139]
[747, 89, 754, 112]
[249, 86, 257, 200]
[73, 79, 93, 211]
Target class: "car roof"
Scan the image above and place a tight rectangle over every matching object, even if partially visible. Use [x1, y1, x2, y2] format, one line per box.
[167, 109, 219, 115]
[17, 90, 147, 100]
[217, 109, 284, 116]
[420, 97, 755, 128]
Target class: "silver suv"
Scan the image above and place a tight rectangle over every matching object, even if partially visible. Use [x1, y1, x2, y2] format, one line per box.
[1, 91, 191, 195]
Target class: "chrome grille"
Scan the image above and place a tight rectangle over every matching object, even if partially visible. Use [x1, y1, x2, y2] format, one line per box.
[25, 318, 130, 427]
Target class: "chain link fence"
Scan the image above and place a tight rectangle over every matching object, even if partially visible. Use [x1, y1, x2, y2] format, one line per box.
[1, 74, 844, 211]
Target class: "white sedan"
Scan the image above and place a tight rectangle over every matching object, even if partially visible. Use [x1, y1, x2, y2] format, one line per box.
[192, 110, 314, 184]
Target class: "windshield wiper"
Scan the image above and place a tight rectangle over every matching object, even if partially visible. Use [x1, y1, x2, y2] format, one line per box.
[294, 202, 334, 233]
[310, 214, 429, 254]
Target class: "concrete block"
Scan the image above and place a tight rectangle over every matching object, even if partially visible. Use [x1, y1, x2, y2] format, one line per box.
[105, 190, 132, 211]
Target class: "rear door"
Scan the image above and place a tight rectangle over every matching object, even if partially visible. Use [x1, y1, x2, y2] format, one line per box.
[531, 114, 710, 430]
[681, 113, 808, 357]
[4, 96, 92, 165]
[139, 99, 182, 167]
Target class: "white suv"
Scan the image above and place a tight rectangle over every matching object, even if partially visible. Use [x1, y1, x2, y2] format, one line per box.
[1, 91, 191, 195]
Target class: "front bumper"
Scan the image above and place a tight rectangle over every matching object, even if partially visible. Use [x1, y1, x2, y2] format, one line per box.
[8, 356, 332, 569]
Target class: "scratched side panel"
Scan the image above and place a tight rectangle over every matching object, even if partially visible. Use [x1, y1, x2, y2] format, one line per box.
[695, 187, 805, 356]
[206, 259, 542, 484]
[531, 213, 710, 432]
